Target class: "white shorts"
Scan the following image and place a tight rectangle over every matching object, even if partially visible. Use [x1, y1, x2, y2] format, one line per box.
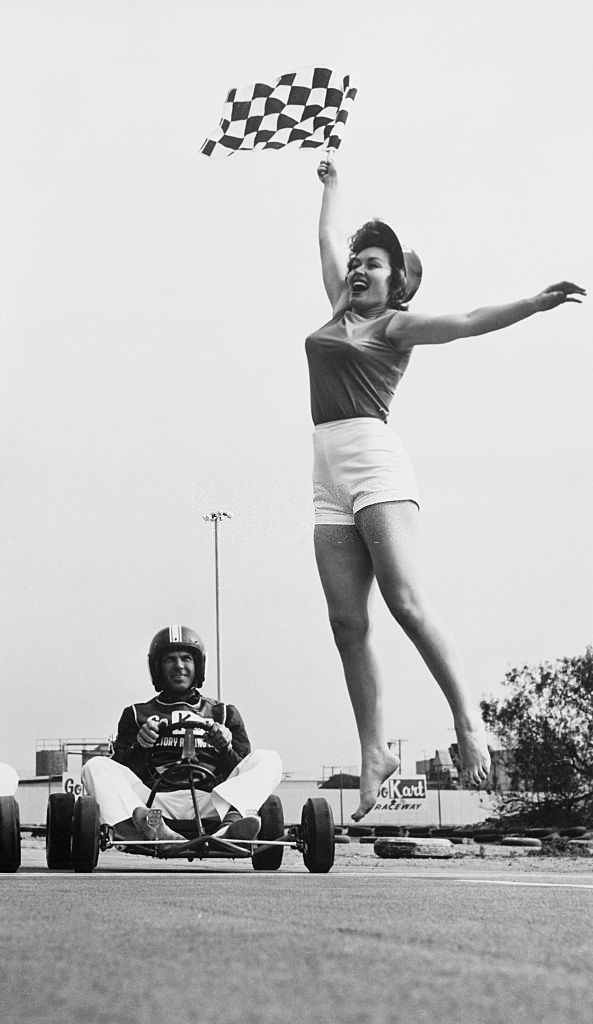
[312, 417, 420, 526]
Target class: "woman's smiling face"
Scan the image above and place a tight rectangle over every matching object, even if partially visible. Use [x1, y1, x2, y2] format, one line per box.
[347, 246, 392, 312]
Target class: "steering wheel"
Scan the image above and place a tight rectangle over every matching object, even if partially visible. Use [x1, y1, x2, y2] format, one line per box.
[154, 719, 219, 783]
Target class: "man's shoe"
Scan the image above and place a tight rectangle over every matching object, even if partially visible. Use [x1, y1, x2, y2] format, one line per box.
[213, 810, 261, 841]
[111, 817, 139, 841]
[132, 807, 185, 844]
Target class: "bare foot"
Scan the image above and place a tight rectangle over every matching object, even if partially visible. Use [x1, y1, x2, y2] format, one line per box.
[132, 807, 185, 845]
[454, 719, 491, 787]
[352, 747, 400, 822]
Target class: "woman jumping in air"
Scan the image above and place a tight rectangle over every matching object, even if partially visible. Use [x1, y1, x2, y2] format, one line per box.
[308, 155, 585, 821]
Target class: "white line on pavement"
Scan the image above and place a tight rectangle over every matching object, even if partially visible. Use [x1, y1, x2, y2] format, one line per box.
[15, 870, 593, 888]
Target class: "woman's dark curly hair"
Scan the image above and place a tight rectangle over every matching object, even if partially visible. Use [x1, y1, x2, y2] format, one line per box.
[347, 219, 408, 310]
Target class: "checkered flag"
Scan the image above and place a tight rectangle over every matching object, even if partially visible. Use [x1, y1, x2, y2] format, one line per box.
[201, 66, 357, 158]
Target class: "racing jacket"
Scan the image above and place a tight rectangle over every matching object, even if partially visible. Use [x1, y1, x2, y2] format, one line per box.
[111, 689, 251, 792]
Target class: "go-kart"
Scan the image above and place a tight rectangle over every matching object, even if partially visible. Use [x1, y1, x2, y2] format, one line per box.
[45, 721, 336, 874]
[0, 763, 21, 873]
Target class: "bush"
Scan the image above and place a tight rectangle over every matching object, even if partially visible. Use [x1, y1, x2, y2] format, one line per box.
[481, 646, 593, 824]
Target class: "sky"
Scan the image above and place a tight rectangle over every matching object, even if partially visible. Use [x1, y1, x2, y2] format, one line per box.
[1, 0, 591, 779]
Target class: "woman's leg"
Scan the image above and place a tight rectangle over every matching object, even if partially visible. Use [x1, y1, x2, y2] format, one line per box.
[314, 524, 399, 820]
[355, 501, 491, 785]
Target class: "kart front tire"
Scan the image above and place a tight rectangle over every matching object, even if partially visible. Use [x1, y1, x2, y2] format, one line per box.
[71, 796, 100, 873]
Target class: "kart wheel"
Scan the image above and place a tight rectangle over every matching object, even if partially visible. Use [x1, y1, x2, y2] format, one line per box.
[252, 795, 284, 871]
[301, 797, 335, 874]
[71, 796, 100, 873]
[46, 793, 75, 869]
[0, 796, 21, 872]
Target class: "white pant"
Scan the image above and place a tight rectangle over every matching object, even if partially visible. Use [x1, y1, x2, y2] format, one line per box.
[81, 750, 283, 826]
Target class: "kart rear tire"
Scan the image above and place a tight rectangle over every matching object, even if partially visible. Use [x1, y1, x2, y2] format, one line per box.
[0, 795, 21, 872]
[301, 797, 335, 874]
[46, 793, 75, 869]
[71, 796, 100, 873]
[252, 795, 284, 871]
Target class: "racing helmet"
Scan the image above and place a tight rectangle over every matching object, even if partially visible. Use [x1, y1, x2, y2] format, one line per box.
[148, 625, 207, 690]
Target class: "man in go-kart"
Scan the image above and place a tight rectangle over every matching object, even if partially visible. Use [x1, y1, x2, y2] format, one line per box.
[81, 625, 282, 846]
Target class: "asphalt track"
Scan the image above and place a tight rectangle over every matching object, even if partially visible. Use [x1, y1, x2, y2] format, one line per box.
[3, 842, 593, 1024]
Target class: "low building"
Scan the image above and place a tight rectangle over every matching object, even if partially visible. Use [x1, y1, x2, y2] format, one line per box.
[416, 748, 459, 788]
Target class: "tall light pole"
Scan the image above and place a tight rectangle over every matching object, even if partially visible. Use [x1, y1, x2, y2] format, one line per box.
[388, 738, 407, 775]
[202, 511, 232, 700]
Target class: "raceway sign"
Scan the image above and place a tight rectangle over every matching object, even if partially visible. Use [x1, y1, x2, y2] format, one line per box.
[373, 775, 427, 812]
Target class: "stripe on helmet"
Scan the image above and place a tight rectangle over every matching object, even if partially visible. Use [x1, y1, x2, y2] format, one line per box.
[169, 624, 182, 643]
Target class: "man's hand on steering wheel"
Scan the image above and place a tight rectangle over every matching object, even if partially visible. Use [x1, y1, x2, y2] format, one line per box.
[137, 715, 161, 749]
[207, 721, 233, 752]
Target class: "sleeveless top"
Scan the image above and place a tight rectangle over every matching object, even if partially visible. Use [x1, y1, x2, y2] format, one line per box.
[305, 309, 412, 425]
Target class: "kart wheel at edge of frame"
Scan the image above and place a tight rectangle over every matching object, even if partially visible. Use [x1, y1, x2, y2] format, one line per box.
[252, 794, 285, 871]
[46, 792, 75, 869]
[301, 797, 335, 874]
[71, 795, 100, 873]
[0, 795, 21, 873]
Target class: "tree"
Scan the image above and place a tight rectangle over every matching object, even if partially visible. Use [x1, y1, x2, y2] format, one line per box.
[480, 646, 593, 825]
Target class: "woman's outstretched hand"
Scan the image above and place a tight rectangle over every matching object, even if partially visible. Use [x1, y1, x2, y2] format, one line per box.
[317, 155, 337, 185]
[535, 281, 586, 310]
